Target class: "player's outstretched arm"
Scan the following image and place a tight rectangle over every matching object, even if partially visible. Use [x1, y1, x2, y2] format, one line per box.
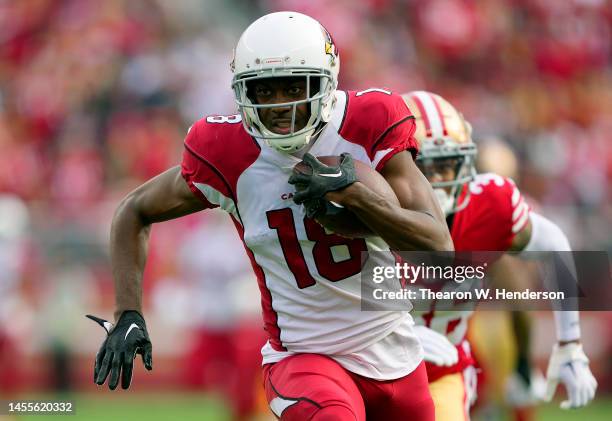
[111, 165, 207, 319]
[89, 166, 206, 390]
[327, 151, 453, 251]
[514, 212, 597, 408]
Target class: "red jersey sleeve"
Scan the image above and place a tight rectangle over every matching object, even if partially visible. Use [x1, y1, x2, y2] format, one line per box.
[452, 174, 531, 251]
[180, 120, 224, 209]
[180, 115, 261, 215]
[508, 179, 531, 236]
[339, 89, 419, 171]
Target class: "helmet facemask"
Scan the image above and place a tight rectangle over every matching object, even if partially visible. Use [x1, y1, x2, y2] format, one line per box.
[417, 143, 478, 215]
[232, 70, 336, 153]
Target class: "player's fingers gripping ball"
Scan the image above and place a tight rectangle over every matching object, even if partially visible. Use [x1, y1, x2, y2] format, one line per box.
[288, 152, 357, 204]
[302, 198, 332, 219]
[290, 154, 399, 238]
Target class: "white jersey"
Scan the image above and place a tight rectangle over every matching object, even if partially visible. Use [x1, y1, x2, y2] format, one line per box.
[181, 89, 422, 379]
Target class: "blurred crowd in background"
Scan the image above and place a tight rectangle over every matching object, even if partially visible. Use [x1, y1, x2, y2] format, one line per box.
[0, 0, 611, 419]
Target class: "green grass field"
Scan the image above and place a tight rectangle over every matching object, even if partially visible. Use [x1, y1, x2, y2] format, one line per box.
[473, 399, 612, 421]
[8, 392, 612, 421]
[10, 393, 232, 421]
[535, 400, 612, 421]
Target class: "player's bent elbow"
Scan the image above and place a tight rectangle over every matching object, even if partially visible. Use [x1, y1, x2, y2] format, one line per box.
[439, 236, 455, 252]
[423, 224, 454, 252]
[394, 219, 453, 251]
[429, 233, 454, 252]
[112, 190, 150, 230]
[401, 230, 453, 252]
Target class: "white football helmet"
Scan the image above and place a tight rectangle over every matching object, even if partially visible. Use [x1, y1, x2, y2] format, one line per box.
[402, 91, 477, 215]
[231, 11, 339, 153]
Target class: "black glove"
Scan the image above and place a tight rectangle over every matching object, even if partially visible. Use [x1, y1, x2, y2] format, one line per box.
[87, 311, 153, 390]
[288, 153, 357, 205]
[303, 198, 346, 219]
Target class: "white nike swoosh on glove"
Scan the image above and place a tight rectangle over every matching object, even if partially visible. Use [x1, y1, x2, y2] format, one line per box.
[124, 323, 141, 340]
[319, 171, 342, 178]
[103, 321, 113, 333]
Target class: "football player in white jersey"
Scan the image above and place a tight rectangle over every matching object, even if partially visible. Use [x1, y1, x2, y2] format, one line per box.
[402, 91, 597, 420]
[88, 12, 453, 420]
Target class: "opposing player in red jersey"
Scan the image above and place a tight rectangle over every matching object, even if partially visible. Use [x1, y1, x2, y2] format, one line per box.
[88, 12, 452, 421]
[402, 91, 597, 420]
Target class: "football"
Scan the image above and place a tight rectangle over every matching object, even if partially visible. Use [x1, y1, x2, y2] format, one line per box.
[293, 155, 399, 238]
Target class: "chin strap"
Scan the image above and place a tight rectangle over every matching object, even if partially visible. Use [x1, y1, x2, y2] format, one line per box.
[284, 122, 329, 156]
